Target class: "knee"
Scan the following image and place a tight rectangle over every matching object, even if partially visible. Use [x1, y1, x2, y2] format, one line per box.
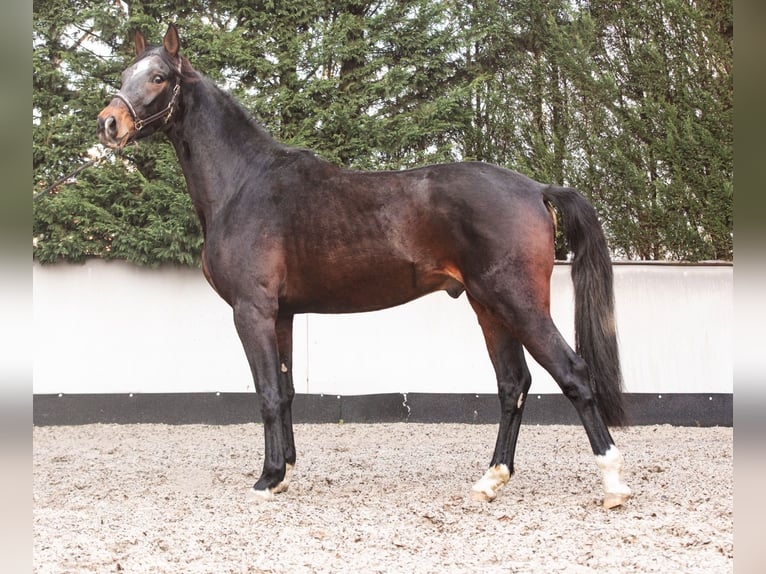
[498, 381, 531, 412]
[279, 391, 294, 414]
[281, 380, 295, 402]
[259, 392, 281, 425]
[497, 366, 532, 403]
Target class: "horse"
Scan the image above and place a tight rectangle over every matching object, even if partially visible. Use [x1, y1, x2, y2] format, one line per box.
[97, 24, 631, 508]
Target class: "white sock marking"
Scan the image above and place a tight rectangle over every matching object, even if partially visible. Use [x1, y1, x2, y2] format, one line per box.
[595, 445, 632, 498]
[471, 464, 511, 501]
[273, 463, 294, 494]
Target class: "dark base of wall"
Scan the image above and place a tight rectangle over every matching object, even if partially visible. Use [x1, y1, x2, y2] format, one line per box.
[33, 392, 732, 427]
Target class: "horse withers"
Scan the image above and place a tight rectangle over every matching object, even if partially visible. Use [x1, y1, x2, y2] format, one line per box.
[97, 24, 631, 509]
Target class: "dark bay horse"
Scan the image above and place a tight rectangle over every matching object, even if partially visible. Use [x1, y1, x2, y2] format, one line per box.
[98, 24, 631, 508]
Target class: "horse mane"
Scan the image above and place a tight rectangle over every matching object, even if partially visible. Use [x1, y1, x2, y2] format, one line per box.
[174, 55, 315, 164]
[178, 55, 202, 83]
[200, 74, 283, 148]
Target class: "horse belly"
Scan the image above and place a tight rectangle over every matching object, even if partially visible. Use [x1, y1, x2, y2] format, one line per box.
[282, 256, 456, 314]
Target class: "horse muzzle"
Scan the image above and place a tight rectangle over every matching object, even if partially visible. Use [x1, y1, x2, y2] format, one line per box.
[97, 99, 137, 149]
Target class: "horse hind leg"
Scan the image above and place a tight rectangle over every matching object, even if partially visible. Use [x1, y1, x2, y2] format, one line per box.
[466, 277, 630, 508]
[468, 296, 532, 502]
[523, 322, 630, 507]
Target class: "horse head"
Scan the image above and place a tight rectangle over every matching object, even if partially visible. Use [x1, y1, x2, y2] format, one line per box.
[97, 24, 183, 149]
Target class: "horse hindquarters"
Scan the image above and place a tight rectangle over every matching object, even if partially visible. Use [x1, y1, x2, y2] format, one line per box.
[463, 192, 630, 508]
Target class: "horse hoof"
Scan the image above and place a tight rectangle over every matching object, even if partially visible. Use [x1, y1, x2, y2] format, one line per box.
[470, 464, 510, 502]
[602, 491, 631, 509]
[247, 487, 274, 502]
[470, 487, 497, 502]
[247, 465, 294, 500]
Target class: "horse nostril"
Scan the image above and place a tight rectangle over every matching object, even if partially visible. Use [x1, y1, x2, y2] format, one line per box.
[104, 116, 118, 138]
[98, 115, 118, 139]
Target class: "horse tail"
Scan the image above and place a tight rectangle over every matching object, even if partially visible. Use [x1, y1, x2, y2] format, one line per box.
[542, 186, 626, 426]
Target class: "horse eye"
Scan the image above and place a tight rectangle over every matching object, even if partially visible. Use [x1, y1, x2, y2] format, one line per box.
[152, 75, 164, 84]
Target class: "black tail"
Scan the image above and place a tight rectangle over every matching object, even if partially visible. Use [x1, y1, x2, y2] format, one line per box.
[542, 186, 626, 426]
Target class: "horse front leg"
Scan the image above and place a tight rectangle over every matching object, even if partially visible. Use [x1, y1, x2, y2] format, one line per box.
[272, 313, 296, 494]
[233, 300, 288, 500]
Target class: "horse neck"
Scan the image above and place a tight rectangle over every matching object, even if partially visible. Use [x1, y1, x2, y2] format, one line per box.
[167, 77, 281, 225]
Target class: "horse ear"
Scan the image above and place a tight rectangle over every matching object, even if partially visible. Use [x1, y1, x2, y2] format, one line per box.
[163, 23, 180, 59]
[134, 30, 146, 56]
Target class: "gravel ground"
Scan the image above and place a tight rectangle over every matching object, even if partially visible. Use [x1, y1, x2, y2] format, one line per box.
[33, 423, 732, 573]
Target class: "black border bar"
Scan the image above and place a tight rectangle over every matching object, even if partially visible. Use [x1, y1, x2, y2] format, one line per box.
[33, 393, 732, 427]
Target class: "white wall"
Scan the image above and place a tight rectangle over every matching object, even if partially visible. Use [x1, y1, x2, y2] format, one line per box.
[33, 260, 732, 396]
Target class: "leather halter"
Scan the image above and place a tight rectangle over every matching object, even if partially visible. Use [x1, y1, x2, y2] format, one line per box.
[113, 59, 182, 133]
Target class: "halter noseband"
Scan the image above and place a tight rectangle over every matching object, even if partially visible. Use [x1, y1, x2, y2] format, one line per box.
[114, 59, 182, 133]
